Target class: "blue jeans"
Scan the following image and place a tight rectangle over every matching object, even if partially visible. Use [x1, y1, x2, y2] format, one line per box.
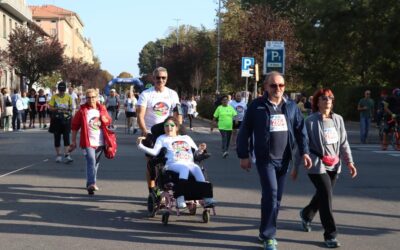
[12, 108, 22, 130]
[256, 159, 288, 240]
[84, 146, 104, 187]
[360, 117, 370, 143]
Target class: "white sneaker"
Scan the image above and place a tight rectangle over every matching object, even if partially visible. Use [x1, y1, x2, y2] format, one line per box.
[55, 156, 62, 163]
[176, 195, 187, 209]
[203, 197, 216, 207]
[8, 128, 13, 132]
[64, 155, 73, 163]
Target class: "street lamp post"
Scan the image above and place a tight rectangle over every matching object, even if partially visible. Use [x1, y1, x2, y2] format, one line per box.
[216, 0, 221, 94]
[173, 18, 181, 45]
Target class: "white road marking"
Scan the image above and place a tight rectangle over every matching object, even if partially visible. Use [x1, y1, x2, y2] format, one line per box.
[0, 159, 48, 178]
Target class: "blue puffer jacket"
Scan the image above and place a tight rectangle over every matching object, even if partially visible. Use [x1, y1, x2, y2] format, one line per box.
[236, 93, 309, 163]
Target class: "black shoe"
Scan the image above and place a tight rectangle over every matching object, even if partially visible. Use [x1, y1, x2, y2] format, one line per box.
[300, 209, 312, 232]
[324, 238, 341, 248]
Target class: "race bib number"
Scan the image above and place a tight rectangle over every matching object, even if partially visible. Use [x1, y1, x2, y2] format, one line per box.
[324, 127, 339, 144]
[270, 114, 288, 132]
[39, 97, 46, 102]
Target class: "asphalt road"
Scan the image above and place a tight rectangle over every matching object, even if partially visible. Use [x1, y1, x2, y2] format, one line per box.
[0, 115, 399, 250]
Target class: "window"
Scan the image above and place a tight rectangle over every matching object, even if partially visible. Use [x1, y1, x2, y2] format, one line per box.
[50, 28, 57, 36]
[9, 18, 12, 35]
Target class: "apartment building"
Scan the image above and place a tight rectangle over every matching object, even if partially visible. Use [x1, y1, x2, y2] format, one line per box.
[30, 5, 94, 64]
[0, 0, 31, 89]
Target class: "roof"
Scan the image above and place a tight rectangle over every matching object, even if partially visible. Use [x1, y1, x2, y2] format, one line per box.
[29, 5, 84, 26]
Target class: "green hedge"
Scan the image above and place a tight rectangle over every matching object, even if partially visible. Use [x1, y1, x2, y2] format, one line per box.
[197, 96, 216, 120]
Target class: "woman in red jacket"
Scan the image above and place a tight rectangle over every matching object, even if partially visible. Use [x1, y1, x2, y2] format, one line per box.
[69, 88, 112, 194]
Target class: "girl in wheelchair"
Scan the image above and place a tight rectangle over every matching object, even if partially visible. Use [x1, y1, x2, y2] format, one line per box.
[137, 116, 216, 209]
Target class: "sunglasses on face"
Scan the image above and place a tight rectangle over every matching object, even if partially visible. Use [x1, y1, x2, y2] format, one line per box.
[269, 84, 285, 89]
[156, 76, 167, 80]
[164, 123, 175, 127]
[320, 95, 334, 101]
[86, 96, 97, 99]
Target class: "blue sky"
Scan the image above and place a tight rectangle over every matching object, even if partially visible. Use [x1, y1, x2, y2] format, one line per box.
[27, 0, 218, 77]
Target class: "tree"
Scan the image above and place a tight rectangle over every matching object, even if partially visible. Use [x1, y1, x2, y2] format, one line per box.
[5, 25, 64, 90]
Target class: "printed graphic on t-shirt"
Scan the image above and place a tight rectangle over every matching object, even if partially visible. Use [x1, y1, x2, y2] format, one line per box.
[89, 116, 101, 130]
[270, 114, 288, 132]
[153, 102, 169, 117]
[324, 127, 339, 144]
[172, 140, 191, 161]
[38, 97, 46, 102]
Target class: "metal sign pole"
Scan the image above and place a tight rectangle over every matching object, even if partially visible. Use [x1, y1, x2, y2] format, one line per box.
[245, 77, 248, 103]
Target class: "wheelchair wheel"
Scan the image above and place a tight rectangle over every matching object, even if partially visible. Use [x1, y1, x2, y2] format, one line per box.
[147, 193, 157, 217]
[162, 211, 170, 226]
[188, 203, 197, 215]
[202, 210, 210, 223]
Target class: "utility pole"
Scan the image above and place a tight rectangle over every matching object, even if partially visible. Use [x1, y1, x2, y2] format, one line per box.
[216, 0, 221, 94]
[173, 18, 181, 45]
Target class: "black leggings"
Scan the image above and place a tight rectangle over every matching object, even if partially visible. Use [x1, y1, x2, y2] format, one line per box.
[188, 114, 194, 128]
[54, 130, 70, 147]
[303, 171, 338, 240]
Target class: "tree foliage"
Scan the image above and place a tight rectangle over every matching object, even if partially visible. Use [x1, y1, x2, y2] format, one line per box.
[5, 25, 64, 90]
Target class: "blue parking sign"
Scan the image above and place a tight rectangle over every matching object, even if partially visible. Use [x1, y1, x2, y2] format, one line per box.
[241, 57, 254, 77]
[264, 41, 285, 75]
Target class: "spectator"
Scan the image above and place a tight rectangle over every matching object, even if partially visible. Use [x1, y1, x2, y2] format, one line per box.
[357, 90, 374, 143]
[11, 89, 24, 131]
[27, 89, 37, 128]
[2, 88, 13, 131]
[21, 91, 30, 129]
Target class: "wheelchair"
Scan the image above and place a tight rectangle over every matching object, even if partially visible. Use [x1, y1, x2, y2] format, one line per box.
[146, 147, 216, 226]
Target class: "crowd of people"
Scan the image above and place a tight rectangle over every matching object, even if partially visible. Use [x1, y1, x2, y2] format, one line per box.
[2, 66, 399, 250]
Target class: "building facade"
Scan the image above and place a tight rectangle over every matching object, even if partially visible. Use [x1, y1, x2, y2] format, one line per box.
[30, 5, 94, 64]
[0, 0, 31, 89]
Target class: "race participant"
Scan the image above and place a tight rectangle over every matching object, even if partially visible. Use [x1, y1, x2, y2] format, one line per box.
[68, 86, 79, 116]
[136, 67, 182, 197]
[124, 91, 138, 134]
[382, 88, 400, 150]
[137, 116, 215, 208]
[229, 92, 247, 147]
[48, 82, 73, 163]
[105, 89, 119, 126]
[186, 95, 197, 131]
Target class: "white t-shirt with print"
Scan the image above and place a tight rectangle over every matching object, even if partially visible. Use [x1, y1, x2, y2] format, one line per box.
[137, 87, 180, 130]
[125, 97, 137, 113]
[138, 134, 197, 165]
[87, 109, 104, 147]
[187, 100, 197, 115]
[229, 100, 247, 121]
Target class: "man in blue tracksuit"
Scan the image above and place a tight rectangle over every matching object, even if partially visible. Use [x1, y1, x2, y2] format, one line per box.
[237, 71, 312, 250]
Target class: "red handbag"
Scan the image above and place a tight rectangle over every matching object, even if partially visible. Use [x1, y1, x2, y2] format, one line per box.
[102, 126, 117, 159]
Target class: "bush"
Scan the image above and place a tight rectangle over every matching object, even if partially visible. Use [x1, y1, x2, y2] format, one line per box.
[197, 96, 216, 120]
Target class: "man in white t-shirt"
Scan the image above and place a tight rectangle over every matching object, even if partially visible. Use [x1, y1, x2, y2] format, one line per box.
[68, 87, 79, 116]
[229, 92, 247, 147]
[136, 67, 182, 197]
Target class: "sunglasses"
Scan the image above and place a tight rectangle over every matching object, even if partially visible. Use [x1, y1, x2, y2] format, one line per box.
[156, 76, 167, 80]
[164, 123, 175, 127]
[320, 95, 334, 101]
[269, 84, 285, 89]
[86, 96, 97, 99]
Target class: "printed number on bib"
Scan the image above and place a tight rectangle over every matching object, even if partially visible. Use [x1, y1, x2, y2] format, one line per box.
[324, 127, 339, 144]
[270, 114, 288, 132]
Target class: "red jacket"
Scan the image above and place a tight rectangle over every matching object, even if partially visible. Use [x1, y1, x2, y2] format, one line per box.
[71, 102, 111, 148]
